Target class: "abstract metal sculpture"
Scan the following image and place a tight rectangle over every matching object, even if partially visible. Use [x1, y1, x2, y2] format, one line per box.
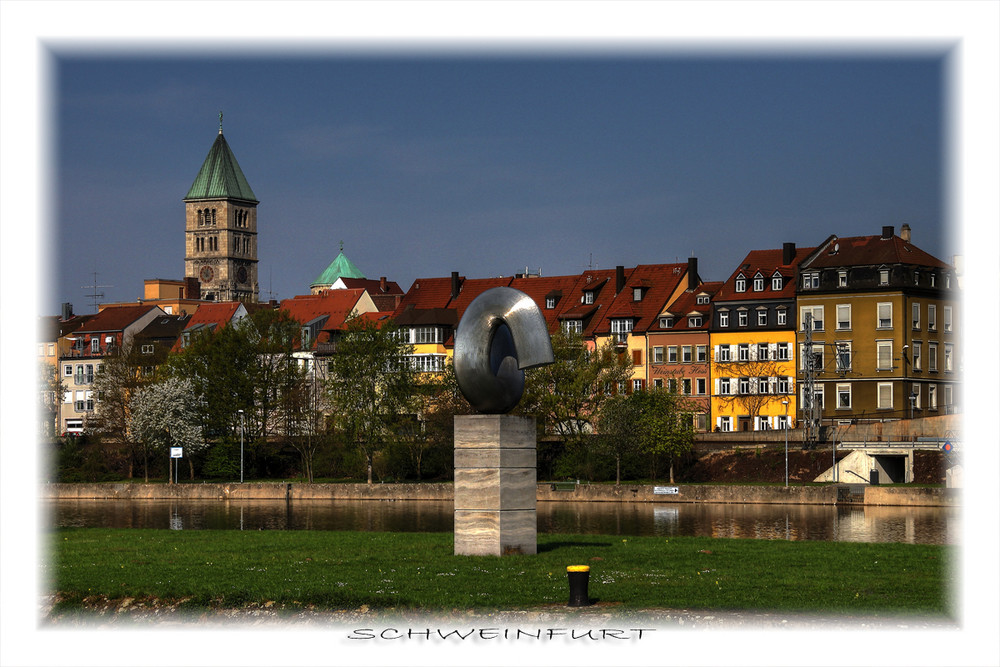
[454, 287, 555, 413]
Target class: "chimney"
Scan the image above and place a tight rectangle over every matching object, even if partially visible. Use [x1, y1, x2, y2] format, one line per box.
[184, 276, 201, 300]
[687, 257, 699, 290]
[900, 224, 911, 242]
[451, 272, 461, 300]
[782, 242, 796, 266]
[61, 302, 73, 320]
[881, 225, 894, 240]
[615, 265, 625, 294]
[379, 276, 387, 293]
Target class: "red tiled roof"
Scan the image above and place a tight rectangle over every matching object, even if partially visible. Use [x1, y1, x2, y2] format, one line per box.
[594, 264, 688, 335]
[183, 302, 245, 330]
[394, 277, 458, 313]
[450, 277, 515, 321]
[805, 234, 949, 269]
[508, 275, 581, 332]
[338, 277, 404, 295]
[279, 290, 367, 332]
[76, 305, 160, 333]
[714, 247, 815, 302]
[654, 281, 724, 332]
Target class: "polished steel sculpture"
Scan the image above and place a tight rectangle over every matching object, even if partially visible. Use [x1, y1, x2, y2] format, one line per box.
[454, 287, 555, 414]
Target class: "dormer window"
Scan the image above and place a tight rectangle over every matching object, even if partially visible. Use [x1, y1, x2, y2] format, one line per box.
[802, 272, 819, 289]
[583, 291, 594, 305]
[771, 273, 783, 290]
[838, 270, 848, 287]
[753, 273, 764, 291]
[696, 294, 709, 305]
[91, 338, 100, 354]
[545, 296, 556, 309]
[633, 287, 643, 302]
[660, 316, 674, 328]
[688, 315, 703, 327]
[879, 268, 890, 285]
[735, 274, 746, 293]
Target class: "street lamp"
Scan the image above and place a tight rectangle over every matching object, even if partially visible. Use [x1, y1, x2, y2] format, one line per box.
[238, 409, 245, 484]
[781, 399, 790, 487]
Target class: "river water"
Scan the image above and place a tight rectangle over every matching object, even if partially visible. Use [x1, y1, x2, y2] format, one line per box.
[47, 499, 959, 545]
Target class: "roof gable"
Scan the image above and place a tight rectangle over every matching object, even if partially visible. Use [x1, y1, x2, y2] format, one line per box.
[715, 247, 815, 302]
[804, 234, 949, 269]
[77, 305, 161, 333]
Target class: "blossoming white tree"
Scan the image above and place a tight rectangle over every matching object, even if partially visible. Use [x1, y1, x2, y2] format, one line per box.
[128, 377, 205, 482]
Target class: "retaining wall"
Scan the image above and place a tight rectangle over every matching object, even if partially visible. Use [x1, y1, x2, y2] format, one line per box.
[42, 482, 956, 507]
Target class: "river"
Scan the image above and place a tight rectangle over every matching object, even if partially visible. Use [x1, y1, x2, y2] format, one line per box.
[47, 498, 958, 545]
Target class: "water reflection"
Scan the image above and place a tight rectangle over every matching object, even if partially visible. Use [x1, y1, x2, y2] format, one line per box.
[47, 498, 958, 545]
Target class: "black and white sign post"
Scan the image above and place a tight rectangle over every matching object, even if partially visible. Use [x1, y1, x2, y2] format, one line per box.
[170, 447, 183, 484]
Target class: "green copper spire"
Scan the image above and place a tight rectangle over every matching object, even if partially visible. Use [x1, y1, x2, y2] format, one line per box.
[184, 127, 258, 203]
[311, 249, 366, 289]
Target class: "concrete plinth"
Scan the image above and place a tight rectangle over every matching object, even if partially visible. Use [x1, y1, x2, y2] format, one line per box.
[454, 415, 537, 555]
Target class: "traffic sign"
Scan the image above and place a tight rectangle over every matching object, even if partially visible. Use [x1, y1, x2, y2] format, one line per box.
[942, 441, 953, 452]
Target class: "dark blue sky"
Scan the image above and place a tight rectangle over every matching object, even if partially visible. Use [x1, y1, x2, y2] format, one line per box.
[52, 52, 948, 313]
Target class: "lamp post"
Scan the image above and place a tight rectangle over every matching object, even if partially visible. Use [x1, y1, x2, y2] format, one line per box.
[238, 409, 245, 484]
[781, 399, 790, 487]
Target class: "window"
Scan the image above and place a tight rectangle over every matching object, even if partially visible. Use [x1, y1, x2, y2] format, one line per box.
[667, 346, 678, 363]
[660, 316, 674, 328]
[912, 342, 922, 370]
[753, 273, 764, 291]
[876, 341, 893, 370]
[696, 378, 706, 395]
[688, 315, 703, 327]
[717, 345, 731, 362]
[682, 378, 692, 395]
[632, 379, 644, 392]
[928, 304, 937, 331]
[667, 379, 677, 392]
[681, 346, 692, 363]
[696, 345, 707, 362]
[696, 295, 710, 305]
[928, 384, 937, 410]
[928, 342, 938, 372]
[757, 310, 767, 326]
[413, 326, 445, 344]
[877, 302, 892, 329]
[64, 364, 72, 376]
[930, 273, 936, 287]
[652, 346, 664, 363]
[800, 344, 823, 371]
[912, 386, 921, 410]
[718, 378, 731, 394]
[800, 306, 823, 331]
[837, 383, 851, 409]
[777, 376, 791, 394]
[141, 344, 154, 355]
[757, 343, 769, 361]
[879, 268, 890, 285]
[90, 338, 99, 354]
[409, 355, 446, 373]
[718, 311, 729, 328]
[545, 297, 556, 309]
[562, 320, 583, 334]
[653, 378, 663, 389]
[74, 364, 84, 385]
[610, 318, 633, 341]
[877, 383, 893, 409]
[943, 306, 953, 333]
[772, 273, 783, 290]
[912, 303, 920, 330]
[776, 342, 790, 361]
[777, 309, 787, 326]
[738, 343, 750, 361]
[802, 272, 819, 289]
[633, 287, 643, 302]
[757, 376, 771, 394]
[838, 270, 848, 287]
[944, 343, 954, 372]
[835, 342, 852, 372]
[945, 273, 951, 289]
[913, 269, 920, 285]
[738, 310, 748, 327]
[584, 291, 594, 305]
[735, 274, 746, 292]
[719, 416, 732, 432]
[943, 384, 953, 407]
[836, 304, 851, 330]
[738, 377, 751, 394]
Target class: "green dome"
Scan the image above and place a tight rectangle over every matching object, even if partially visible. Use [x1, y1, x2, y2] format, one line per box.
[311, 251, 365, 288]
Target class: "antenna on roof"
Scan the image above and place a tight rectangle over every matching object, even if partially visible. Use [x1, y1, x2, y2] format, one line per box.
[81, 268, 111, 314]
[340, 240, 344, 253]
[219, 111, 223, 134]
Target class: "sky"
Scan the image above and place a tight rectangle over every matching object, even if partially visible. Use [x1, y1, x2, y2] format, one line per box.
[51, 51, 951, 313]
[4, 3, 999, 667]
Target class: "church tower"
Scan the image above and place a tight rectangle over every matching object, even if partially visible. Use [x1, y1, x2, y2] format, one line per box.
[184, 116, 259, 302]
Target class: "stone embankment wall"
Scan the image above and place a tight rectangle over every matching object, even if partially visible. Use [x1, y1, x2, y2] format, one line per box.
[43, 482, 957, 506]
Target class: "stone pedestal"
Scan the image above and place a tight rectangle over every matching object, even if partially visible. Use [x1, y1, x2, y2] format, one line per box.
[454, 415, 537, 555]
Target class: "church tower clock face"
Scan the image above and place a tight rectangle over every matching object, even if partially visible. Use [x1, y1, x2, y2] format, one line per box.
[183, 119, 259, 303]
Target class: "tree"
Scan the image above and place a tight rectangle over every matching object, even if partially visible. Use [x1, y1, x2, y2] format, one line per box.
[406, 360, 470, 480]
[324, 316, 416, 484]
[629, 388, 696, 483]
[282, 365, 326, 483]
[128, 377, 206, 482]
[39, 361, 65, 439]
[521, 330, 633, 450]
[595, 392, 643, 485]
[90, 342, 152, 478]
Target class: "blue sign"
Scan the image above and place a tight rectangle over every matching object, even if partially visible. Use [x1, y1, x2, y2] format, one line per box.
[942, 441, 953, 452]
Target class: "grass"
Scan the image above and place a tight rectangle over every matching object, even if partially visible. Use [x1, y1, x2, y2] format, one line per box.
[46, 529, 954, 617]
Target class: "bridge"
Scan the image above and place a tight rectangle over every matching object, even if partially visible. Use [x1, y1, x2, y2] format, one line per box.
[816, 435, 960, 485]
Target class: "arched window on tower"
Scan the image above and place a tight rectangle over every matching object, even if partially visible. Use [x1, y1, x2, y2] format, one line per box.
[211, 209, 217, 226]
[197, 210, 204, 226]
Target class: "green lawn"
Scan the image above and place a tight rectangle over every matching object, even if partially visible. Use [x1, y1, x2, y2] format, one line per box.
[47, 529, 954, 616]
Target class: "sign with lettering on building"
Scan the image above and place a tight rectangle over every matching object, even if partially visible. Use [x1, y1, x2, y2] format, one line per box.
[653, 486, 679, 495]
